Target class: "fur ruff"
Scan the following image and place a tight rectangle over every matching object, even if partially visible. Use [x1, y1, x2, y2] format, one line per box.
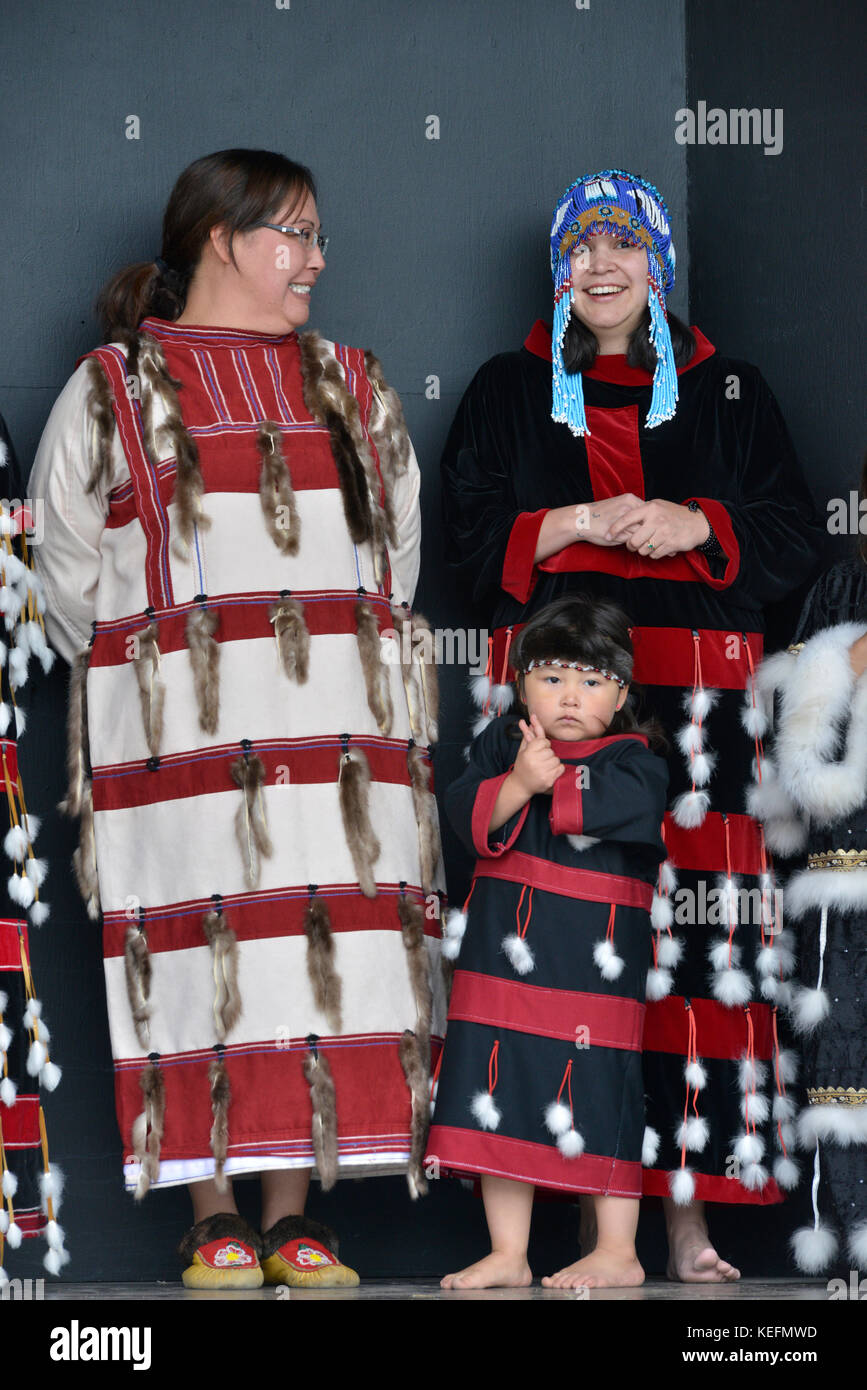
[230, 753, 273, 888]
[202, 910, 242, 1041]
[356, 600, 393, 735]
[123, 925, 152, 1049]
[59, 649, 91, 818]
[269, 597, 310, 684]
[398, 1029, 431, 1199]
[208, 1057, 231, 1191]
[304, 896, 343, 1034]
[397, 896, 433, 1057]
[179, 1212, 263, 1265]
[260, 1213, 339, 1261]
[186, 605, 220, 734]
[797, 1103, 867, 1148]
[133, 622, 165, 756]
[302, 1045, 339, 1191]
[257, 422, 301, 553]
[83, 358, 117, 494]
[786, 866, 867, 918]
[338, 747, 381, 898]
[133, 1061, 165, 1200]
[408, 744, 441, 894]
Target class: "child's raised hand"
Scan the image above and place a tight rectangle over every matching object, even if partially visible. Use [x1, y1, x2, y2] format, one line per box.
[514, 715, 564, 793]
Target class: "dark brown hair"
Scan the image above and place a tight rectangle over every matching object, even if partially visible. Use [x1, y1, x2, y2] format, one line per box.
[95, 149, 317, 340]
[562, 306, 696, 374]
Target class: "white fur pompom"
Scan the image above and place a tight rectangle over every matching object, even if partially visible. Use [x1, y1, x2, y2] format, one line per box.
[25, 857, 48, 889]
[734, 1132, 764, 1164]
[792, 986, 831, 1034]
[29, 900, 51, 926]
[651, 892, 674, 930]
[741, 1092, 770, 1124]
[756, 944, 780, 976]
[685, 687, 719, 722]
[567, 834, 600, 852]
[14, 707, 25, 736]
[0, 1209, 7, 1233]
[646, 966, 673, 1001]
[44, 1248, 64, 1277]
[658, 860, 678, 895]
[502, 933, 535, 975]
[668, 1166, 696, 1205]
[684, 1060, 707, 1090]
[773, 1156, 801, 1190]
[738, 1057, 768, 1091]
[40, 1166, 65, 1211]
[472, 712, 494, 739]
[441, 936, 462, 961]
[0, 1022, 11, 1053]
[3, 825, 27, 862]
[544, 1101, 572, 1137]
[642, 1126, 660, 1167]
[676, 721, 703, 757]
[0, 704, 7, 737]
[741, 701, 768, 738]
[656, 933, 683, 968]
[0, 990, 5, 1015]
[847, 1221, 867, 1270]
[716, 874, 741, 924]
[791, 1224, 838, 1274]
[7, 646, 28, 690]
[740, 1161, 769, 1191]
[2, 1169, 18, 1198]
[691, 752, 716, 787]
[22, 998, 42, 1027]
[777, 1050, 798, 1085]
[5, 1221, 22, 1249]
[0, 1076, 17, 1106]
[441, 909, 467, 959]
[778, 1121, 796, 1150]
[20, 813, 41, 845]
[773, 1093, 796, 1121]
[760, 975, 780, 1001]
[468, 672, 491, 710]
[675, 1116, 709, 1152]
[557, 1128, 585, 1158]
[593, 938, 625, 980]
[45, 1221, 65, 1251]
[672, 789, 710, 828]
[711, 968, 752, 1007]
[709, 938, 741, 972]
[0, 1265, 7, 1291]
[41, 1060, 62, 1092]
[490, 683, 514, 714]
[471, 1091, 502, 1131]
[27, 1038, 47, 1076]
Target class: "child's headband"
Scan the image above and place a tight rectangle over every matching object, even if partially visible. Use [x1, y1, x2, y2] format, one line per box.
[520, 658, 628, 689]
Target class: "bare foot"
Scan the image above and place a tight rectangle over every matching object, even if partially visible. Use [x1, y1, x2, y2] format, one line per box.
[441, 1251, 532, 1290]
[542, 1249, 644, 1290]
[667, 1233, 740, 1283]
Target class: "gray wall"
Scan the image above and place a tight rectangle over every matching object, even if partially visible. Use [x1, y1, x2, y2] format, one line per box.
[4, 0, 858, 1283]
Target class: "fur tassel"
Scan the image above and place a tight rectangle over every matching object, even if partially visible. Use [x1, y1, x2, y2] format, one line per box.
[270, 598, 310, 683]
[133, 622, 165, 756]
[72, 780, 101, 920]
[59, 649, 91, 817]
[471, 1091, 501, 1131]
[685, 687, 719, 722]
[230, 753, 273, 889]
[338, 747, 381, 898]
[656, 933, 683, 968]
[363, 348, 412, 482]
[133, 1061, 166, 1201]
[734, 1132, 765, 1164]
[659, 859, 678, 895]
[557, 1128, 584, 1158]
[469, 672, 491, 711]
[124, 925, 152, 1049]
[593, 938, 625, 980]
[397, 896, 433, 1056]
[208, 1057, 231, 1192]
[544, 1101, 572, 1137]
[84, 357, 117, 494]
[133, 335, 210, 559]
[186, 605, 220, 734]
[408, 745, 441, 895]
[502, 933, 535, 975]
[303, 1045, 339, 1191]
[356, 601, 393, 735]
[202, 910, 242, 1041]
[740, 1161, 769, 1191]
[398, 1030, 430, 1199]
[299, 335, 373, 542]
[567, 834, 600, 851]
[741, 1092, 770, 1124]
[773, 1093, 796, 1121]
[672, 789, 710, 828]
[410, 611, 440, 743]
[791, 1224, 838, 1273]
[642, 1126, 660, 1166]
[257, 422, 300, 553]
[391, 606, 425, 743]
[304, 896, 343, 1034]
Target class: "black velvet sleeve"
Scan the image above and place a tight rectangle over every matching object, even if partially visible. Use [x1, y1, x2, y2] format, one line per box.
[792, 557, 867, 643]
[549, 739, 668, 859]
[445, 716, 526, 858]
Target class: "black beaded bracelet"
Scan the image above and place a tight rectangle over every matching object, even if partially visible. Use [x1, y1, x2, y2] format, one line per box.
[687, 500, 724, 558]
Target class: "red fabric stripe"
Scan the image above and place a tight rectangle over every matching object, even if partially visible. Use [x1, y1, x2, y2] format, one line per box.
[549, 763, 583, 835]
[0, 918, 27, 970]
[471, 772, 530, 858]
[502, 510, 547, 604]
[448, 969, 645, 1050]
[113, 1036, 439, 1166]
[642, 1166, 783, 1205]
[643, 995, 775, 1059]
[102, 884, 439, 958]
[1, 741, 19, 787]
[82, 347, 173, 609]
[662, 811, 762, 875]
[0, 1094, 41, 1147]
[91, 739, 429, 812]
[539, 539, 735, 590]
[89, 591, 393, 665]
[474, 850, 653, 910]
[12, 1211, 48, 1235]
[683, 497, 740, 587]
[426, 1124, 643, 1196]
[491, 625, 763, 691]
[584, 404, 644, 500]
[522, 319, 716, 381]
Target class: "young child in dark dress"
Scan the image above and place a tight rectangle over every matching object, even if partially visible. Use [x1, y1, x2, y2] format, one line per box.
[426, 595, 668, 1288]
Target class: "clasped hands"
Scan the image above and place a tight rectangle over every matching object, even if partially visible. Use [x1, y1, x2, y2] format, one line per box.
[574, 494, 710, 559]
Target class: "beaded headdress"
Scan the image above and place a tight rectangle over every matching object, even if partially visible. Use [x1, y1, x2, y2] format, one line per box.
[521, 658, 627, 690]
[550, 169, 678, 437]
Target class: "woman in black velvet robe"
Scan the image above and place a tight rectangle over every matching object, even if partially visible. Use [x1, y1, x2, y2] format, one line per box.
[440, 171, 825, 1281]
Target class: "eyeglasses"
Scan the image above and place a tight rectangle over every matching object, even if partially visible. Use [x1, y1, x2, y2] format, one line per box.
[255, 223, 329, 256]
